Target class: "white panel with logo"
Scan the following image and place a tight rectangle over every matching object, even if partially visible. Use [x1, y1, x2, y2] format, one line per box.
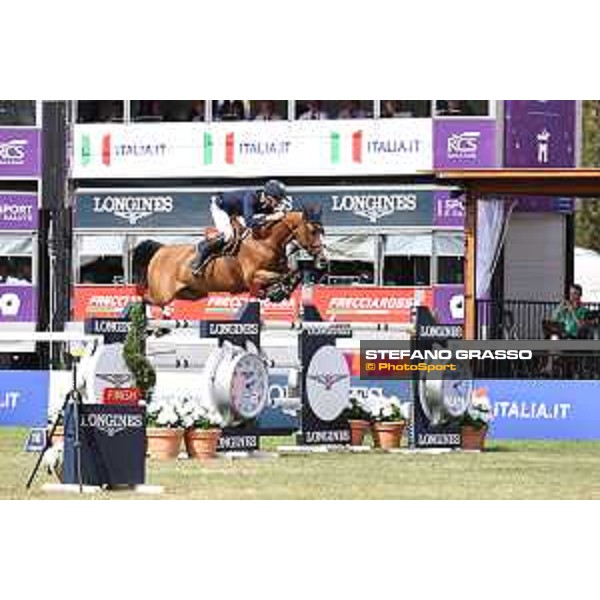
[73, 121, 433, 179]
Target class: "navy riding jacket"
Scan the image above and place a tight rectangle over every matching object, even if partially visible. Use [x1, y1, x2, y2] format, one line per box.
[216, 189, 274, 228]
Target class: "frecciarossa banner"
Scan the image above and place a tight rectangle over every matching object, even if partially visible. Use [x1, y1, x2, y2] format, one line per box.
[72, 285, 434, 324]
[72, 120, 434, 178]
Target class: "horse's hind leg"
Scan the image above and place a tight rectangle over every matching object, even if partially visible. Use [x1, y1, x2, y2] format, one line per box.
[146, 265, 179, 307]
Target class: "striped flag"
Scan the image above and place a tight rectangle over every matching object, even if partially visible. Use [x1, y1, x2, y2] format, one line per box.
[225, 132, 235, 164]
[101, 134, 111, 166]
[81, 134, 91, 166]
[352, 130, 363, 163]
[203, 132, 213, 165]
[330, 131, 340, 164]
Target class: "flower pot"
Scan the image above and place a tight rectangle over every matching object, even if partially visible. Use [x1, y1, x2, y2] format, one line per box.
[348, 420, 371, 446]
[49, 426, 64, 446]
[146, 427, 183, 460]
[461, 425, 488, 451]
[184, 429, 222, 460]
[372, 421, 405, 450]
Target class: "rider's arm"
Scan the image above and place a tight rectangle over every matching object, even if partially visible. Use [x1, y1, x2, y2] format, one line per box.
[264, 211, 285, 222]
[242, 192, 263, 228]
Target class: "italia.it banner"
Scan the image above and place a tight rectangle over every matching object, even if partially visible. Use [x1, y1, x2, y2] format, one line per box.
[72, 120, 434, 178]
[72, 285, 434, 324]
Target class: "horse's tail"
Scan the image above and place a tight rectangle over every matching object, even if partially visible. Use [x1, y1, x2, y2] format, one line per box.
[132, 240, 163, 288]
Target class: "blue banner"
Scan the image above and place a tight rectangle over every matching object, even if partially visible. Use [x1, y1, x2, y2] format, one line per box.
[258, 374, 412, 431]
[0, 371, 49, 427]
[479, 380, 600, 440]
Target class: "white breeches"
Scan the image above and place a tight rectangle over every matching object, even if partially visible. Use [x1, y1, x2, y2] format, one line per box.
[210, 199, 234, 241]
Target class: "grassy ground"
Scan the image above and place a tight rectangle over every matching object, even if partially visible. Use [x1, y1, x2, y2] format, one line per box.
[1, 428, 600, 499]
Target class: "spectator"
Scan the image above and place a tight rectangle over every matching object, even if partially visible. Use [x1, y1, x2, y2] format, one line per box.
[0, 260, 9, 284]
[164, 101, 192, 122]
[218, 100, 246, 121]
[135, 100, 163, 122]
[337, 100, 368, 119]
[17, 261, 32, 283]
[298, 100, 328, 120]
[253, 100, 283, 121]
[437, 100, 473, 116]
[97, 101, 123, 122]
[550, 284, 591, 339]
[190, 100, 205, 121]
[0, 259, 28, 285]
[381, 100, 414, 118]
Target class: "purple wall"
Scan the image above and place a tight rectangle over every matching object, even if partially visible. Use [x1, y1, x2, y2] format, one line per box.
[504, 101, 576, 168]
[0, 286, 36, 322]
[434, 119, 497, 168]
[504, 101, 576, 212]
[0, 129, 41, 178]
[0, 194, 38, 230]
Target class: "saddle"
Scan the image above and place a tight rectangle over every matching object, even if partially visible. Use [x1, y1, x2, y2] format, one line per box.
[204, 226, 242, 256]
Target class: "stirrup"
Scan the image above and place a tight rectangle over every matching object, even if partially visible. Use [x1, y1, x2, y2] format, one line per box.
[190, 256, 206, 276]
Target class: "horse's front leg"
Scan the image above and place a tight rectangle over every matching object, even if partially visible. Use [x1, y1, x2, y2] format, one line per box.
[249, 269, 301, 302]
[248, 269, 282, 299]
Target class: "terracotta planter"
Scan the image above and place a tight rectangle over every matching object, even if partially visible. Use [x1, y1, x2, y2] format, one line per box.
[146, 427, 184, 460]
[184, 429, 222, 460]
[48, 426, 64, 446]
[372, 421, 405, 450]
[461, 425, 488, 451]
[348, 420, 371, 446]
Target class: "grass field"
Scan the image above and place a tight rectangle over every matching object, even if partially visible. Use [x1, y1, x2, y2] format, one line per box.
[1, 428, 600, 499]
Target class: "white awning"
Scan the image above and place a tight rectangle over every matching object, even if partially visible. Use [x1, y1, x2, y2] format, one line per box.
[384, 233, 432, 256]
[434, 232, 464, 256]
[79, 235, 126, 256]
[326, 235, 376, 261]
[0, 236, 33, 256]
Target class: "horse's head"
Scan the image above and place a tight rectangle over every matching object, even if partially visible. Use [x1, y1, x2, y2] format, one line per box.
[284, 206, 327, 269]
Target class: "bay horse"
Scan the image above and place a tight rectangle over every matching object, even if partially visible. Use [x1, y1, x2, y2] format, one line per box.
[132, 208, 326, 307]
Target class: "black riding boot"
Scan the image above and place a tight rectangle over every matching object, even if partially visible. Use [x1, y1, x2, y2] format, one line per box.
[190, 234, 226, 275]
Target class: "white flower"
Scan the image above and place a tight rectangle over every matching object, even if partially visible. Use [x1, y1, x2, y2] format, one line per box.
[400, 402, 411, 421]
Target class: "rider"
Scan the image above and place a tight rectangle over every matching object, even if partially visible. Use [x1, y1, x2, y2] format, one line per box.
[190, 179, 289, 274]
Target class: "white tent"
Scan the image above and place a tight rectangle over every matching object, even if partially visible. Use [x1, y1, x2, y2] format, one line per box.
[575, 246, 600, 302]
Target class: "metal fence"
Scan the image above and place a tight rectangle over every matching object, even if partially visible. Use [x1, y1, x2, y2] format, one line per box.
[477, 299, 600, 340]
[475, 299, 600, 379]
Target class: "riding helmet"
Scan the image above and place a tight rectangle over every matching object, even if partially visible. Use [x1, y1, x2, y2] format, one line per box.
[263, 179, 287, 200]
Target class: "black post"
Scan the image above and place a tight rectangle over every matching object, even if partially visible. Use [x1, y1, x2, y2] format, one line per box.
[41, 101, 72, 366]
[565, 212, 575, 293]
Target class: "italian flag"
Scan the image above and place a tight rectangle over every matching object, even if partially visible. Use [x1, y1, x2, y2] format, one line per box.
[330, 130, 363, 164]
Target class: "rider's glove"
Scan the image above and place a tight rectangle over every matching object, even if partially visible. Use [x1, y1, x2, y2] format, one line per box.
[251, 214, 267, 228]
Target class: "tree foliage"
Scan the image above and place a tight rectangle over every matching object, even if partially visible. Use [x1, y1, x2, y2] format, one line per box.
[576, 100, 600, 251]
[123, 302, 156, 399]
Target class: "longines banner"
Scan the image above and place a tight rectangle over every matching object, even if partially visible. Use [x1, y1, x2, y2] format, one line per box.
[75, 191, 211, 228]
[72, 120, 433, 178]
[74, 188, 434, 228]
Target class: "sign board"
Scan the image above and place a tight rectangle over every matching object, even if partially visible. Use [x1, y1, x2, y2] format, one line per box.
[483, 379, 600, 440]
[0, 371, 49, 427]
[0, 194, 38, 229]
[63, 404, 145, 486]
[74, 186, 435, 229]
[0, 128, 41, 178]
[72, 120, 433, 179]
[73, 285, 433, 325]
[24, 427, 47, 452]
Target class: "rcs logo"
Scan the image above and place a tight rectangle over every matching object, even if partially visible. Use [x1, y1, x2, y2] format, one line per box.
[0, 293, 21, 317]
